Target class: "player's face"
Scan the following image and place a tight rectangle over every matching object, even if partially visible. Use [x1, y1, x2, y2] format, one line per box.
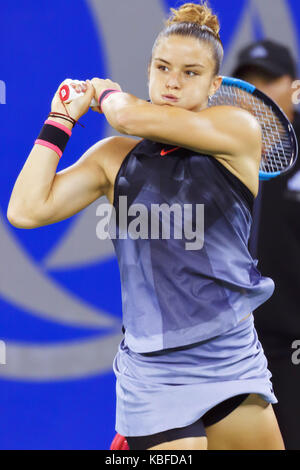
[148, 35, 221, 112]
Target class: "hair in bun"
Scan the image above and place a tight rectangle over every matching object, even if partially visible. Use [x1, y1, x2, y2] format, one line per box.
[151, 1, 223, 76]
[165, 2, 221, 40]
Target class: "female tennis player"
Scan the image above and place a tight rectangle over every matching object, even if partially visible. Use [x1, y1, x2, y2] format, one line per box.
[7, 1, 285, 450]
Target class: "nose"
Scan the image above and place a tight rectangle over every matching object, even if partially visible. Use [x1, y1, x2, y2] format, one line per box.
[166, 72, 181, 89]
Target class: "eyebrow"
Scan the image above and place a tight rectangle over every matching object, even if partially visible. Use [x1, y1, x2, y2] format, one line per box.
[154, 58, 204, 68]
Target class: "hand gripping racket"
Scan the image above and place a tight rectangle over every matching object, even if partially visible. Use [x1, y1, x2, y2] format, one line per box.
[59, 79, 98, 107]
[208, 76, 298, 180]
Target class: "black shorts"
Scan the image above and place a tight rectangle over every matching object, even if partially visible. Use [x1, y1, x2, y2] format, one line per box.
[125, 393, 249, 450]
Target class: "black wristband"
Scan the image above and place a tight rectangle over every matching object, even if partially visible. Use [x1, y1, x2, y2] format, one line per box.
[35, 120, 72, 158]
[99, 89, 121, 112]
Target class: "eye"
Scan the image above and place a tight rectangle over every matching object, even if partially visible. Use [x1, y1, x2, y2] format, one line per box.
[185, 71, 198, 77]
[156, 65, 198, 76]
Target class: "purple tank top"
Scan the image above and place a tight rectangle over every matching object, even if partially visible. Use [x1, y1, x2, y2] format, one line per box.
[110, 139, 274, 353]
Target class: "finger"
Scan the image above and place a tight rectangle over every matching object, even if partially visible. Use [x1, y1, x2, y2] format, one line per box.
[72, 82, 95, 107]
[85, 80, 97, 98]
[68, 81, 90, 97]
[84, 80, 96, 96]
[90, 77, 101, 86]
[71, 81, 86, 93]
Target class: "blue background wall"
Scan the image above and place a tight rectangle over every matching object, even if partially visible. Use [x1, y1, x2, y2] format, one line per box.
[0, 0, 299, 449]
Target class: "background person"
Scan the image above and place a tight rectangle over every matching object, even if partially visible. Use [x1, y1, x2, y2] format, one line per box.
[232, 39, 300, 450]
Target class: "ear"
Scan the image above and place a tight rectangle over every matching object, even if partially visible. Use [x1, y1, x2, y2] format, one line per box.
[209, 75, 222, 97]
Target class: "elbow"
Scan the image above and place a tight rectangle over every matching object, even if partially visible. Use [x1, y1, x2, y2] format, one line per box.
[7, 206, 41, 229]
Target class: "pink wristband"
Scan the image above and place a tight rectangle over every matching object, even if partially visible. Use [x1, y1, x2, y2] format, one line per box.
[34, 139, 63, 159]
[98, 89, 122, 112]
[34, 118, 72, 159]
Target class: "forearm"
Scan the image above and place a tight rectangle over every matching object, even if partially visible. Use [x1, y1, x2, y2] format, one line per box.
[102, 93, 173, 142]
[101, 92, 147, 135]
[7, 117, 72, 227]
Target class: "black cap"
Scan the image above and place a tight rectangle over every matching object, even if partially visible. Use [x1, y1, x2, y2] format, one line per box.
[232, 39, 297, 79]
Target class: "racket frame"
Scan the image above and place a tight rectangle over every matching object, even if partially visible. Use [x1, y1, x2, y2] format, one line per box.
[214, 77, 298, 180]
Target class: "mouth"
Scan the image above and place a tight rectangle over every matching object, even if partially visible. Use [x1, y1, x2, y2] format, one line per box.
[162, 95, 179, 103]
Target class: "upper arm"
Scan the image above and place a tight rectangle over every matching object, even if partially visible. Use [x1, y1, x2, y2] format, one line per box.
[35, 137, 116, 226]
[120, 102, 262, 160]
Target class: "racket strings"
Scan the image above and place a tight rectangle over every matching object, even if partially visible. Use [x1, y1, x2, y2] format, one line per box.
[209, 86, 292, 174]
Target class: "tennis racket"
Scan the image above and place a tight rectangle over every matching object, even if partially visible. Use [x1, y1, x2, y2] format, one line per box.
[208, 76, 298, 180]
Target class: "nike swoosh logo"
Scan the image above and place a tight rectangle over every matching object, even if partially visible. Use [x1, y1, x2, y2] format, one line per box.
[160, 146, 180, 156]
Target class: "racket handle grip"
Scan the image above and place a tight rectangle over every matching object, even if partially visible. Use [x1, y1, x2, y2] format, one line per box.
[59, 79, 98, 107]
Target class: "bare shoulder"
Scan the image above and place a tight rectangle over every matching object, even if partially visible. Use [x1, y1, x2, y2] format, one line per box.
[202, 104, 262, 159]
[208, 106, 262, 198]
[207, 105, 261, 136]
[230, 106, 262, 142]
